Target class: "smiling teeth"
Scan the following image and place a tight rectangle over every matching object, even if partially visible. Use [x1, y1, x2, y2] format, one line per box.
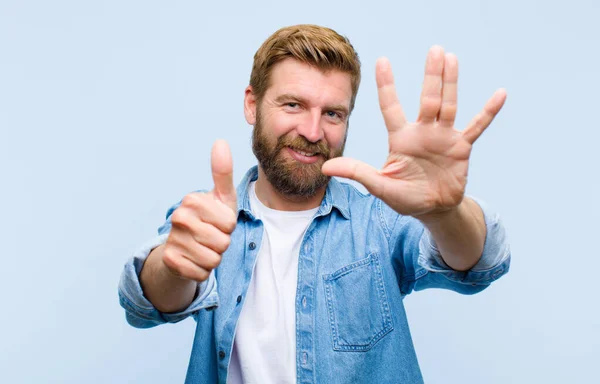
[296, 150, 316, 157]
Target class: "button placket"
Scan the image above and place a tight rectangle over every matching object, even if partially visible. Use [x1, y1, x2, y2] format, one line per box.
[297, 227, 317, 381]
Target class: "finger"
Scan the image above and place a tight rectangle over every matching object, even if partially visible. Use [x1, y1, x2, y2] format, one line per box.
[211, 140, 237, 211]
[462, 89, 507, 144]
[177, 238, 223, 271]
[322, 157, 386, 197]
[418, 46, 445, 123]
[376, 57, 407, 132]
[180, 193, 237, 234]
[190, 221, 232, 255]
[163, 247, 211, 282]
[171, 209, 232, 254]
[438, 53, 458, 127]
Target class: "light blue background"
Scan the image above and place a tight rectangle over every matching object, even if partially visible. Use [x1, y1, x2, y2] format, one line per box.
[1, 0, 598, 383]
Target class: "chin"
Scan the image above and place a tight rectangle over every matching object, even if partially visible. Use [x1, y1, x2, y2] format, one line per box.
[280, 172, 330, 198]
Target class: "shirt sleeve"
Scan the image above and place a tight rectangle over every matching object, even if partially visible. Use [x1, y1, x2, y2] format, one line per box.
[416, 197, 511, 291]
[118, 220, 219, 329]
[384, 196, 511, 296]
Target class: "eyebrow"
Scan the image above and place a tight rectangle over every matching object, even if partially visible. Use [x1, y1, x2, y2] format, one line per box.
[274, 93, 305, 104]
[274, 93, 350, 117]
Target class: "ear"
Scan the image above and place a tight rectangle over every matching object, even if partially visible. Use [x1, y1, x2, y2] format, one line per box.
[244, 86, 257, 125]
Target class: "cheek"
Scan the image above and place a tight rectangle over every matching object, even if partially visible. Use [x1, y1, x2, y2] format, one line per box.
[324, 127, 347, 149]
[265, 112, 297, 138]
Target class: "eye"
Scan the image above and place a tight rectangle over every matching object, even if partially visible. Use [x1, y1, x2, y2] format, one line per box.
[286, 102, 299, 108]
[326, 111, 342, 120]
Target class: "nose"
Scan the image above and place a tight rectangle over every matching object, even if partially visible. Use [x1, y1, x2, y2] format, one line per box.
[296, 108, 324, 143]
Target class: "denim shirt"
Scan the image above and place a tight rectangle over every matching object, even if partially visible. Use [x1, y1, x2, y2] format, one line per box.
[118, 166, 511, 384]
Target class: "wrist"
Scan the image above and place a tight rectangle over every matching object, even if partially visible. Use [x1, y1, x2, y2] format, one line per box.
[414, 201, 464, 229]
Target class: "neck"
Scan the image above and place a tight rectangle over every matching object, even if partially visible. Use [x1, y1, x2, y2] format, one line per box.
[254, 167, 325, 211]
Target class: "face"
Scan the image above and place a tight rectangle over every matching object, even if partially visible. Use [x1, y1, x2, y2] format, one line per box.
[246, 59, 353, 198]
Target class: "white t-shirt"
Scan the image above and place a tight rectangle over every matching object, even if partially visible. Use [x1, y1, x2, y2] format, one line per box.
[227, 182, 318, 384]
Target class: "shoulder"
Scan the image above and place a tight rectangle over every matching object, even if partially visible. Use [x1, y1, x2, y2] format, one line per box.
[336, 180, 373, 202]
[334, 179, 422, 235]
[331, 179, 391, 223]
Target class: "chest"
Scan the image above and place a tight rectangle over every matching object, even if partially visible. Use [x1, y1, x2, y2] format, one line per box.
[214, 214, 397, 336]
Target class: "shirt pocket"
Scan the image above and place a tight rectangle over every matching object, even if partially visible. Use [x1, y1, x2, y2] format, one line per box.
[322, 252, 394, 351]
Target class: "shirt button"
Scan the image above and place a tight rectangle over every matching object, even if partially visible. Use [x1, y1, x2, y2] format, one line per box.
[218, 350, 226, 359]
[302, 352, 308, 365]
[249, 242, 256, 250]
[302, 296, 307, 308]
[237, 295, 242, 304]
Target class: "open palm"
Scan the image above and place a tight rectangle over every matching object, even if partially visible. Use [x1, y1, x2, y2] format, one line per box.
[322, 46, 506, 217]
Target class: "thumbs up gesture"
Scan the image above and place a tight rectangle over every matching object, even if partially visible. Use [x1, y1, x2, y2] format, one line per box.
[162, 140, 238, 283]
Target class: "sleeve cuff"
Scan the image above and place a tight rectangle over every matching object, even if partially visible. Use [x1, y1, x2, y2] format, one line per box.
[417, 196, 511, 285]
[118, 234, 219, 328]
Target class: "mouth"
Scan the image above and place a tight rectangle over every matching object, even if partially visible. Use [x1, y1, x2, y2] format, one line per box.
[293, 148, 317, 157]
[286, 147, 322, 164]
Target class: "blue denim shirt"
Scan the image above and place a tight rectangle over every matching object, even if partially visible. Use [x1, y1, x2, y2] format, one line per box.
[119, 166, 510, 383]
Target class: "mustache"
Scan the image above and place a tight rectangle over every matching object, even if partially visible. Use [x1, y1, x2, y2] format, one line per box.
[276, 136, 331, 158]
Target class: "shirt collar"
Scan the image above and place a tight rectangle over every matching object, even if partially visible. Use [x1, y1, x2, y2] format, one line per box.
[236, 166, 350, 221]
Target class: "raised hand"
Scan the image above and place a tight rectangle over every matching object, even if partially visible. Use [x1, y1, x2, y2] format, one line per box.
[322, 46, 506, 218]
[162, 140, 238, 282]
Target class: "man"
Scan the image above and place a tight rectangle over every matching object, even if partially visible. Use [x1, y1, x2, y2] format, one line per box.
[119, 24, 510, 383]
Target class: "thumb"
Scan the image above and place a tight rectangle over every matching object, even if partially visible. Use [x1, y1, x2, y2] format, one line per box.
[211, 140, 237, 211]
[322, 157, 386, 197]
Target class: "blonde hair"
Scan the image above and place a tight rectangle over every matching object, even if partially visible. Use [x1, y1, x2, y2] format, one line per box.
[249, 24, 361, 112]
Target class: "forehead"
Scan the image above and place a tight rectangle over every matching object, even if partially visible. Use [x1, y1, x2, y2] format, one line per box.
[265, 58, 352, 106]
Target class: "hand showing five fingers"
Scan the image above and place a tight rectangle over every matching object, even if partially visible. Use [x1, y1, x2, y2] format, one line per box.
[322, 46, 507, 217]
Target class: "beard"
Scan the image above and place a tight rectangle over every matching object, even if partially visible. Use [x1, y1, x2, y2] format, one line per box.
[252, 109, 346, 199]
